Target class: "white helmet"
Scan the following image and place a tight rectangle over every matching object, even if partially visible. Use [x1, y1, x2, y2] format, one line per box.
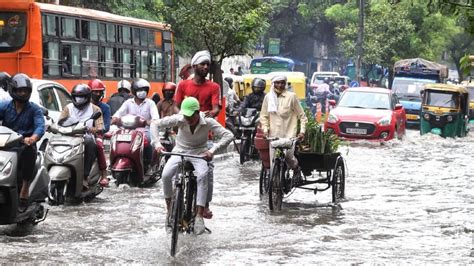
[117, 80, 131, 93]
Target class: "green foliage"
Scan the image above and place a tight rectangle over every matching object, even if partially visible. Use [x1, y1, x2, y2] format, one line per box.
[301, 108, 341, 154]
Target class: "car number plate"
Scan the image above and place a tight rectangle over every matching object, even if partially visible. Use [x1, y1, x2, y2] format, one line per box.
[406, 114, 419, 120]
[346, 128, 367, 135]
[116, 134, 132, 142]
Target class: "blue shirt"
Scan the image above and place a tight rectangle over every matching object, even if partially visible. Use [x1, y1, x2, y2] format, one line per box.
[97, 102, 111, 133]
[0, 100, 45, 138]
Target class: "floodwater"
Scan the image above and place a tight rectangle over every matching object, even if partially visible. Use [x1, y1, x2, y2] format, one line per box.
[0, 130, 472, 264]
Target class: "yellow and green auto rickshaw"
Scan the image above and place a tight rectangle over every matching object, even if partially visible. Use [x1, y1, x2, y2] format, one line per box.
[463, 81, 474, 125]
[420, 84, 470, 138]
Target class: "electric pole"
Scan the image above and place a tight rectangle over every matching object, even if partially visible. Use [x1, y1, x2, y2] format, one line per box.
[356, 0, 364, 82]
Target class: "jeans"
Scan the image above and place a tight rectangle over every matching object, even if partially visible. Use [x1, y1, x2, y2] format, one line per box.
[84, 135, 97, 178]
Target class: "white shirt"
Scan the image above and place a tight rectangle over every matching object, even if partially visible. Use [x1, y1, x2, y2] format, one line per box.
[112, 98, 159, 121]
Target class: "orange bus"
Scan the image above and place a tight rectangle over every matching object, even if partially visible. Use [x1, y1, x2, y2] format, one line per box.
[0, 0, 175, 99]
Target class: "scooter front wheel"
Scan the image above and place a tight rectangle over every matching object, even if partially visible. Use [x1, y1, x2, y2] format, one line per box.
[113, 171, 130, 186]
[49, 181, 66, 205]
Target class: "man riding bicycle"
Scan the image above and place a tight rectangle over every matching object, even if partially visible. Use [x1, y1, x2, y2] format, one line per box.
[260, 75, 308, 171]
[151, 97, 233, 235]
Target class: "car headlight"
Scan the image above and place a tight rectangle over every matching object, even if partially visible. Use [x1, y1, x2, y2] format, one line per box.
[327, 113, 338, 124]
[378, 116, 392, 126]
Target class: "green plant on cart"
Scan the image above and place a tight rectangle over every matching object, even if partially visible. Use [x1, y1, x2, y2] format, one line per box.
[300, 108, 342, 154]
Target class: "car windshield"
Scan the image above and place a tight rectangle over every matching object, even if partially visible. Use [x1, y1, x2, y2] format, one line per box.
[0, 12, 27, 52]
[425, 91, 460, 108]
[338, 91, 391, 109]
[392, 77, 436, 98]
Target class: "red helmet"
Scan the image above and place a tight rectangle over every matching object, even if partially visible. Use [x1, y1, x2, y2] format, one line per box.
[163, 82, 177, 91]
[88, 79, 106, 92]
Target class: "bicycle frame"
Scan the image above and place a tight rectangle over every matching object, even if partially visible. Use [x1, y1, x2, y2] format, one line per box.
[162, 151, 207, 257]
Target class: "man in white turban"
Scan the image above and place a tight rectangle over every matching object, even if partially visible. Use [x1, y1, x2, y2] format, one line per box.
[260, 74, 307, 171]
[174, 50, 222, 220]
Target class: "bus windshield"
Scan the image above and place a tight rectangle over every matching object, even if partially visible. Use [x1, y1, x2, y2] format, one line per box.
[250, 57, 294, 74]
[0, 12, 26, 52]
[392, 77, 436, 99]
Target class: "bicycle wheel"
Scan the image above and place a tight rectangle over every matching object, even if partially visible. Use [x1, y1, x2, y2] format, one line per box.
[259, 164, 269, 197]
[184, 178, 196, 225]
[239, 138, 249, 164]
[268, 162, 283, 211]
[331, 157, 345, 203]
[170, 186, 183, 257]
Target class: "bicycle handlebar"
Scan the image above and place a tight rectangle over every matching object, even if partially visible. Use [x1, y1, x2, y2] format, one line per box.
[161, 151, 207, 160]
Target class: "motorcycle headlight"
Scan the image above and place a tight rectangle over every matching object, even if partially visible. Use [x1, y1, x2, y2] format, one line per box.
[47, 144, 80, 163]
[327, 113, 338, 124]
[0, 161, 12, 178]
[378, 116, 391, 126]
[132, 133, 143, 152]
[241, 117, 253, 127]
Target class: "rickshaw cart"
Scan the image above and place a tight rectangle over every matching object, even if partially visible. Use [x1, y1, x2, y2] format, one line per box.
[255, 136, 346, 208]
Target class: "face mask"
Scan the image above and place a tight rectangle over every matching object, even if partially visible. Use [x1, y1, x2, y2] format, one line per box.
[75, 96, 87, 104]
[136, 90, 147, 99]
[164, 91, 174, 100]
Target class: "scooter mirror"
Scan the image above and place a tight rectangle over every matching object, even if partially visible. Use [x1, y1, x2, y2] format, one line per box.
[90, 112, 102, 120]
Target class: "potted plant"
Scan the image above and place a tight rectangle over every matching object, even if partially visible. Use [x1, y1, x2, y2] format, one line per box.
[297, 109, 342, 175]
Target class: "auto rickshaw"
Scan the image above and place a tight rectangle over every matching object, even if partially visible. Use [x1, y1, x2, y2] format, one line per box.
[420, 83, 470, 138]
[463, 81, 474, 125]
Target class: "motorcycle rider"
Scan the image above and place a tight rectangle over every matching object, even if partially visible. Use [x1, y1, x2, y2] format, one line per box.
[315, 77, 332, 114]
[151, 97, 233, 234]
[58, 84, 105, 190]
[157, 82, 179, 118]
[0, 72, 12, 101]
[0, 73, 45, 212]
[107, 79, 132, 116]
[88, 79, 111, 187]
[111, 78, 159, 175]
[240, 77, 266, 112]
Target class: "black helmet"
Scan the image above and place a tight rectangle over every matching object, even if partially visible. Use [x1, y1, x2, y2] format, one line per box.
[0, 72, 11, 92]
[251, 78, 266, 93]
[224, 77, 233, 88]
[10, 73, 32, 103]
[71, 83, 92, 109]
[131, 78, 150, 95]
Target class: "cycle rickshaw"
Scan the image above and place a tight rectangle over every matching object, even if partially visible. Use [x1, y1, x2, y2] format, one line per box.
[255, 135, 346, 211]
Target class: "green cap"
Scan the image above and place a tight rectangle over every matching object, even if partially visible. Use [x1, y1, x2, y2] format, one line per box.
[180, 96, 200, 117]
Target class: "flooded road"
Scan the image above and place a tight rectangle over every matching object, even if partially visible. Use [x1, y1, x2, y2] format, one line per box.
[0, 130, 472, 263]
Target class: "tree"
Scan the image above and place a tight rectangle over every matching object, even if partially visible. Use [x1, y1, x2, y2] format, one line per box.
[163, 1, 271, 88]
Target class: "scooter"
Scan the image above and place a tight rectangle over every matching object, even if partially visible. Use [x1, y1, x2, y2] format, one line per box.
[44, 112, 103, 205]
[109, 114, 159, 187]
[0, 126, 49, 226]
[156, 127, 176, 180]
[238, 108, 260, 164]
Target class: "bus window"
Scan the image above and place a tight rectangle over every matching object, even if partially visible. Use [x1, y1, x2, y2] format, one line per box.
[99, 23, 106, 42]
[0, 12, 27, 52]
[134, 50, 141, 78]
[104, 47, 115, 78]
[148, 31, 154, 48]
[164, 42, 172, 81]
[62, 44, 80, 76]
[141, 50, 148, 79]
[133, 28, 140, 46]
[122, 26, 131, 44]
[140, 29, 148, 47]
[107, 24, 115, 43]
[45, 15, 57, 36]
[121, 48, 131, 78]
[81, 45, 98, 78]
[61, 17, 78, 39]
[81, 21, 98, 41]
[155, 51, 163, 81]
[44, 42, 60, 76]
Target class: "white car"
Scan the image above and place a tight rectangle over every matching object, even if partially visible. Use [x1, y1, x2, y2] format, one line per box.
[30, 79, 72, 150]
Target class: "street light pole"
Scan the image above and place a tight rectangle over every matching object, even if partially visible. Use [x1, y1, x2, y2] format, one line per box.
[356, 0, 364, 82]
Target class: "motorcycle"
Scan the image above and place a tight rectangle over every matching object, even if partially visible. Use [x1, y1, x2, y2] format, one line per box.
[0, 126, 49, 226]
[109, 114, 160, 187]
[44, 112, 103, 205]
[238, 108, 260, 164]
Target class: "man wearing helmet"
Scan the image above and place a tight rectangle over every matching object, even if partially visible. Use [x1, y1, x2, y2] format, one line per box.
[157, 82, 179, 118]
[151, 97, 233, 234]
[0, 73, 45, 211]
[240, 77, 266, 112]
[59, 83, 106, 189]
[107, 79, 132, 116]
[111, 78, 159, 174]
[88, 79, 111, 187]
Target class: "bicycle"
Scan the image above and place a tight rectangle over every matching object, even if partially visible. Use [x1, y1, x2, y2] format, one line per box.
[161, 151, 207, 257]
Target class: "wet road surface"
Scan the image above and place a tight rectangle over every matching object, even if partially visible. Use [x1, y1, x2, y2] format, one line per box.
[0, 130, 472, 263]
